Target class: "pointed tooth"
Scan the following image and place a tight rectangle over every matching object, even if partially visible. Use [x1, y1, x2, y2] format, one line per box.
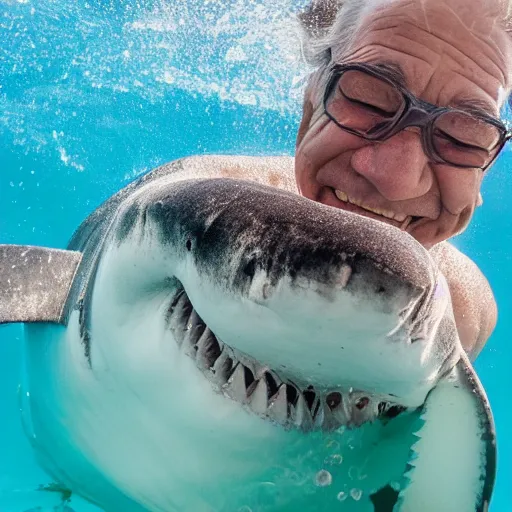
[168, 292, 191, 345]
[316, 400, 339, 430]
[330, 396, 350, 426]
[267, 384, 288, 425]
[186, 309, 202, 332]
[182, 324, 204, 357]
[170, 289, 187, 314]
[262, 371, 281, 398]
[313, 399, 325, 428]
[196, 328, 221, 370]
[291, 393, 313, 431]
[181, 327, 200, 357]
[248, 378, 268, 415]
[212, 348, 234, 386]
[223, 363, 247, 402]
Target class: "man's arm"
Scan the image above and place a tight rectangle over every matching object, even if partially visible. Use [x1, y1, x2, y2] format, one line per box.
[430, 242, 497, 360]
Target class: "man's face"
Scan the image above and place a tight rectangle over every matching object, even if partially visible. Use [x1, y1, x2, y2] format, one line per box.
[295, 0, 512, 248]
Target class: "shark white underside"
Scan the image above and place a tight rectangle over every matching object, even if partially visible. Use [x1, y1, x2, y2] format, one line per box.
[0, 158, 496, 511]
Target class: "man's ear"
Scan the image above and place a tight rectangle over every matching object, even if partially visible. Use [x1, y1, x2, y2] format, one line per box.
[296, 89, 314, 149]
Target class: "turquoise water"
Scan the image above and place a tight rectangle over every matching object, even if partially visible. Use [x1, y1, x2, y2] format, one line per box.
[0, 1, 511, 510]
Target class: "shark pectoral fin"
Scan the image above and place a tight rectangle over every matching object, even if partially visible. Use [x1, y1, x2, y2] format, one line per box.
[395, 353, 496, 512]
[0, 244, 82, 325]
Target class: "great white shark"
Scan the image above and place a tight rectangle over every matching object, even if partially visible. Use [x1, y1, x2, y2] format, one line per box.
[0, 156, 496, 511]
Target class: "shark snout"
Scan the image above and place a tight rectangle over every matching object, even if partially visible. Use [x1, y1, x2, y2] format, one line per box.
[152, 178, 443, 404]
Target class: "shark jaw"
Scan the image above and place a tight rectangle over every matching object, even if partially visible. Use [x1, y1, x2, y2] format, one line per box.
[167, 282, 407, 432]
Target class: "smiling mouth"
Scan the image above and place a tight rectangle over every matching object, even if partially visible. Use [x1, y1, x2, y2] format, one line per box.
[166, 283, 406, 432]
[333, 189, 420, 230]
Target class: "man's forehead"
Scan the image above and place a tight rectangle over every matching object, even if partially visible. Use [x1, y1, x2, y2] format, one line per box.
[337, 0, 512, 114]
[362, 0, 504, 32]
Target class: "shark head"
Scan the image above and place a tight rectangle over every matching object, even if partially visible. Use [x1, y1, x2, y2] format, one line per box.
[104, 177, 460, 432]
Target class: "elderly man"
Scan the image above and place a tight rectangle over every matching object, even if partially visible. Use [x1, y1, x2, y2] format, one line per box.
[294, 0, 511, 357]
[181, 0, 510, 360]
[1, 1, 507, 509]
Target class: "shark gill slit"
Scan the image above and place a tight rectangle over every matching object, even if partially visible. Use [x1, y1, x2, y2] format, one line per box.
[165, 282, 407, 432]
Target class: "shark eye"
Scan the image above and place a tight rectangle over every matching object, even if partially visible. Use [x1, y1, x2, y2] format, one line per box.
[186, 239, 192, 251]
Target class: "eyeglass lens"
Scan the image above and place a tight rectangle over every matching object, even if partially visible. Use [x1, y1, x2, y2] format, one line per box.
[326, 69, 503, 169]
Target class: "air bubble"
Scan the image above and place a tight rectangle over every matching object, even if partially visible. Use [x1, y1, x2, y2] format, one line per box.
[315, 469, 332, 487]
[350, 488, 362, 501]
[324, 454, 343, 466]
[336, 491, 347, 502]
[326, 439, 340, 450]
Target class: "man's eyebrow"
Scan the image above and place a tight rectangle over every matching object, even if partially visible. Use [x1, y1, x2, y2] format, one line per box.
[374, 62, 500, 119]
[373, 61, 408, 88]
[450, 98, 499, 118]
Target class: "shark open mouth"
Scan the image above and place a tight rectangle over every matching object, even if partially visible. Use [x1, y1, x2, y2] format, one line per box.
[166, 284, 406, 432]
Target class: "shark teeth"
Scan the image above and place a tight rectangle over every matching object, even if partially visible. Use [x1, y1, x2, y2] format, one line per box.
[224, 363, 248, 403]
[211, 346, 234, 387]
[267, 385, 288, 424]
[167, 285, 408, 432]
[196, 328, 222, 370]
[247, 378, 269, 415]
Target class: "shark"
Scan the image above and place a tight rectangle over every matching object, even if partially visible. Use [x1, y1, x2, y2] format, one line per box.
[0, 157, 495, 511]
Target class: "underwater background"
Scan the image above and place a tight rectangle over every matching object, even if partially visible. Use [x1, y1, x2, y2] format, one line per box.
[0, 0, 511, 510]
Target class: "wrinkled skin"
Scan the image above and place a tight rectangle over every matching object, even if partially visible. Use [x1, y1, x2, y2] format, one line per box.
[295, 0, 512, 354]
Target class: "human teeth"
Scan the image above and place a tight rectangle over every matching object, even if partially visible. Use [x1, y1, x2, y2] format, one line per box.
[334, 189, 407, 222]
[335, 189, 348, 202]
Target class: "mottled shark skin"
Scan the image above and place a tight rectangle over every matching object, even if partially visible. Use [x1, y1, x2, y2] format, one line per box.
[0, 159, 495, 512]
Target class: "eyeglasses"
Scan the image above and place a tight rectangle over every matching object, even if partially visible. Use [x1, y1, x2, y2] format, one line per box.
[323, 63, 512, 171]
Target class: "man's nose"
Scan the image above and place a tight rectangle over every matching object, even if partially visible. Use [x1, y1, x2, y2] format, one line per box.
[350, 130, 433, 201]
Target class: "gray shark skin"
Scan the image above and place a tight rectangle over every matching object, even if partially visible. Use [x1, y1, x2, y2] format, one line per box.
[0, 159, 496, 512]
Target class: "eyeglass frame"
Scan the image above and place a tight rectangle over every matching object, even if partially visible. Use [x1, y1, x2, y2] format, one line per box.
[322, 62, 512, 171]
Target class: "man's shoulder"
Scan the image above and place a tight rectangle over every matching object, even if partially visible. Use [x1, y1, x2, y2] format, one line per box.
[429, 242, 497, 357]
[177, 154, 297, 192]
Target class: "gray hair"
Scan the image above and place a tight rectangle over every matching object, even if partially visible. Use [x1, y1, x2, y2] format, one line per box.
[298, 0, 512, 106]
